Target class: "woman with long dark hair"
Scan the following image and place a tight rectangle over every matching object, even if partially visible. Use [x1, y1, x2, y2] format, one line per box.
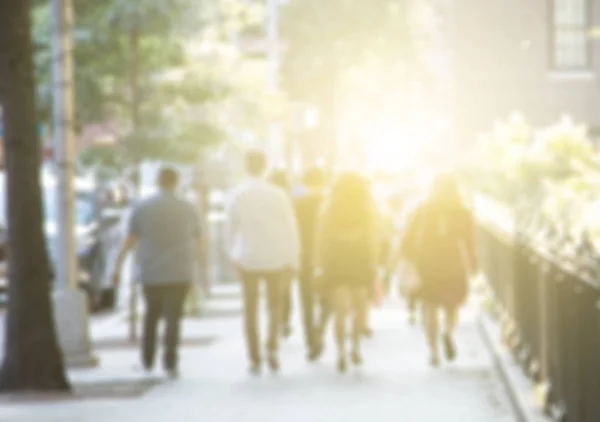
[401, 174, 476, 366]
[314, 172, 379, 373]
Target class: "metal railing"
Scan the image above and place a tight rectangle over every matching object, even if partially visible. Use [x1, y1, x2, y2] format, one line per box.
[476, 195, 600, 422]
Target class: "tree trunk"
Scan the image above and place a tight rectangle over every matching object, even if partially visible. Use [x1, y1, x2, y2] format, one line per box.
[0, 0, 70, 391]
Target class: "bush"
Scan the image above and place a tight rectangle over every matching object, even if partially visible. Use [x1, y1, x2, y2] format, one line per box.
[470, 113, 600, 252]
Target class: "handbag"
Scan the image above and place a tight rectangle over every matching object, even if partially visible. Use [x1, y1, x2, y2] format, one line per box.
[396, 259, 422, 298]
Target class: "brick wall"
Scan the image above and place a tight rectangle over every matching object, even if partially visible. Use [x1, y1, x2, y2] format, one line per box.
[454, 0, 600, 143]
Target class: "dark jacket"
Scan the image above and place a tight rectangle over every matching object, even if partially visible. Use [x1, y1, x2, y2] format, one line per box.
[295, 191, 323, 269]
[402, 200, 476, 307]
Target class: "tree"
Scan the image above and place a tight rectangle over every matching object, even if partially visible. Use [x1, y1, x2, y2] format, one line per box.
[280, 0, 413, 153]
[0, 0, 69, 391]
[31, 0, 266, 163]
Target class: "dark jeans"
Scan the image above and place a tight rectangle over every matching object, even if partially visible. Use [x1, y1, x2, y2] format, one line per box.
[301, 267, 332, 348]
[282, 279, 293, 330]
[239, 270, 284, 364]
[142, 282, 190, 371]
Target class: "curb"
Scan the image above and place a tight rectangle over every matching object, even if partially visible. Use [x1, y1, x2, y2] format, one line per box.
[477, 310, 550, 422]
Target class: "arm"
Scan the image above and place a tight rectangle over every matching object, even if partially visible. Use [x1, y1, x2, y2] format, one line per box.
[313, 204, 328, 273]
[112, 234, 138, 285]
[111, 208, 140, 284]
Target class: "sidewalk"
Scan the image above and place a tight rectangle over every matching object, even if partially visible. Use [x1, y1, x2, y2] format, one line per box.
[1, 291, 516, 422]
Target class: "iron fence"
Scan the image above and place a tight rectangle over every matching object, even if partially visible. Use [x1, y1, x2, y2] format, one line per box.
[477, 196, 600, 422]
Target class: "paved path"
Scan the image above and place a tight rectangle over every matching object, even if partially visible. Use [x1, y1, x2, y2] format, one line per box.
[1, 293, 515, 422]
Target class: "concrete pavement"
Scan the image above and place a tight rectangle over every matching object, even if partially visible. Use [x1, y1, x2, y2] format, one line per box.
[1, 289, 516, 422]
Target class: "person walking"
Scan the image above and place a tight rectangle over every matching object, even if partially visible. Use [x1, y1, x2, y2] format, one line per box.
[294, 166, 329, 360]
[401, 173, 476, 367]
[362, 199, 393, 336]
[226, 150, 300, 375]
[382, 192, 423, 325]
[268, 168, 294, 339]
[111, 167, 202, 378]
[314, 172, 379, 373]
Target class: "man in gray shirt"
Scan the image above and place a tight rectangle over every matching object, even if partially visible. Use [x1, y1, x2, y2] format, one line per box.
[112, 167, 201, 377]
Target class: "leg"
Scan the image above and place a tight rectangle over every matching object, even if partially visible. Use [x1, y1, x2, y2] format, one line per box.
[311, 288, 331, 359]
[281, 275, 293, 337]
[407, 293, 417, 325]
[443, 306, 460, 361]
[332, 287, 350, 372]
[240, 271, 261, 370]
[445, 306, 460, 334]
[142, 285, 163, 370]
[163, 282, 191, 374]
[265, 272, 284, 371]
[363, 282, 374, 337]
[422, 302, 440, 366]
[350, 288, 368, 364]
[299, 268, 315, 353]
[316, 286, 331, 333]
[363, 307, 373, 337]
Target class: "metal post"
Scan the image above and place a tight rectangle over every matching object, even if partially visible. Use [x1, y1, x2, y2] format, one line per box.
[52, 0, 76, 294]
[51, 0, 97, 367]
[128, 28, 140, 343]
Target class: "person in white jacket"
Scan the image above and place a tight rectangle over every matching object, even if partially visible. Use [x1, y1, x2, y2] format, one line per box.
[226, 149, 300, 375]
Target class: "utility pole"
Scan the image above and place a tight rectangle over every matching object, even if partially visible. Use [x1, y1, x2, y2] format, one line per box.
[51, 0, 96, 367]
[128, 25, 140, 342]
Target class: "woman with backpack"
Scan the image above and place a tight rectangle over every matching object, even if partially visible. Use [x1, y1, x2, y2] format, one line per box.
[314, 172, 379, 373]
[401, 174, 476, 367]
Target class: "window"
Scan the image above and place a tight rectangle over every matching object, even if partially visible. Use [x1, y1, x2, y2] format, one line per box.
[551, 0, 590, 70]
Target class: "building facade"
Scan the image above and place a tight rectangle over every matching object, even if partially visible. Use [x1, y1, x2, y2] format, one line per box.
[453, 0, 600, 143]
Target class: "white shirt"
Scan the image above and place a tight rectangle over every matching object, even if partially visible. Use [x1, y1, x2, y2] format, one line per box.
[226, 177, 301, 272]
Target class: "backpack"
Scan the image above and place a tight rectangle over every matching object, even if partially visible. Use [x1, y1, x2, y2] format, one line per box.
[402, 203, 473, 280]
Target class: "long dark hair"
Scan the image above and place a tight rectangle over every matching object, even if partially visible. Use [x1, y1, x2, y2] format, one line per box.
[324, 172, 371, 231]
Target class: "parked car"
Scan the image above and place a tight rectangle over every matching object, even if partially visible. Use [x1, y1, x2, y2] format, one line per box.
[0, 165, 125, 310]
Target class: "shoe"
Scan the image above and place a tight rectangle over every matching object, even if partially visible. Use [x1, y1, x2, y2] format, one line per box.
[429, 355, 440, 367]
[133, 363, 154, 375]
[308, 339, 324, 362]
[443, 333, 457, 361]
[351, 350, 363, 366]
[281, 325, 292, 338]
[249, 361, 262, 376]
[337, 357, 348, 374]
[267, 353, 280, 373]
[165, 368, 180, 379]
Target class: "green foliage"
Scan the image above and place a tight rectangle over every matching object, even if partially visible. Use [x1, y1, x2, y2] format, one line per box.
[78, 144, 122, 168]
[470, 113, 600, 242]
[280, 0, 412, 103]
[32, 0, 268, 162]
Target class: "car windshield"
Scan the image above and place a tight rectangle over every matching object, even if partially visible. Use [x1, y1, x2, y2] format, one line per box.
[44, 189, 96, 227]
